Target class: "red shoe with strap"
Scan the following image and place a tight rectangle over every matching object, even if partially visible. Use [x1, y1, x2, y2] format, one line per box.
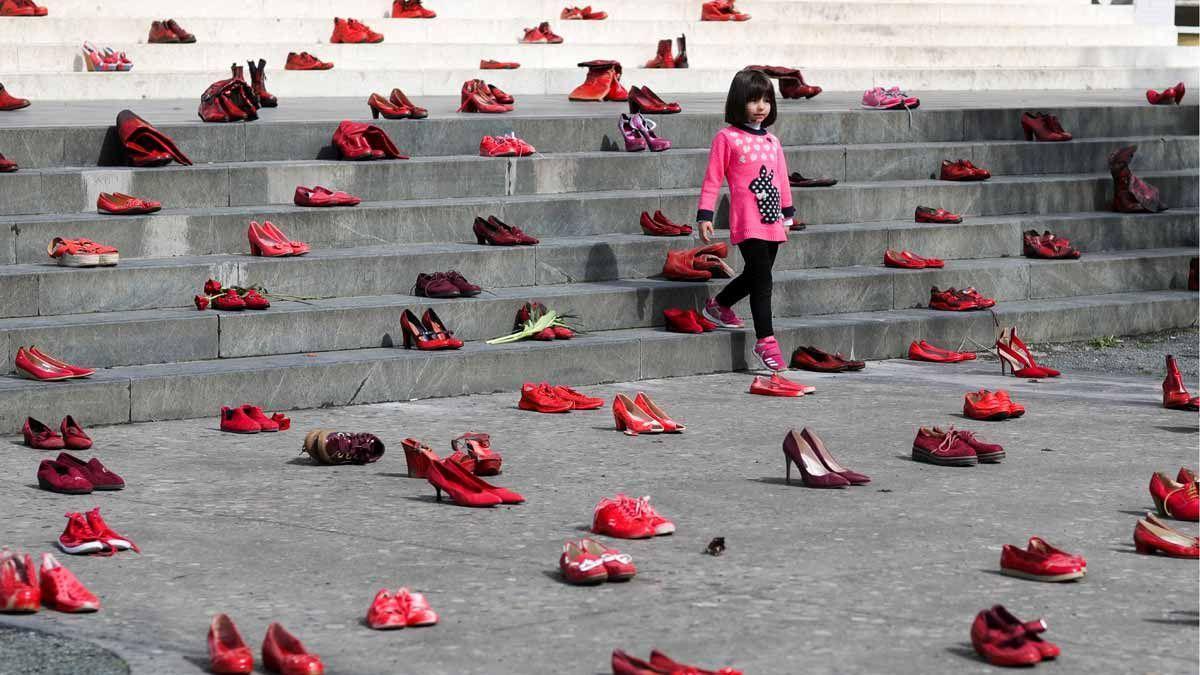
[1162, 354, 1198, 410]
[970, 608, 1044, 667]
[449, 432, 502, 475]
[58, 415, 92, 450]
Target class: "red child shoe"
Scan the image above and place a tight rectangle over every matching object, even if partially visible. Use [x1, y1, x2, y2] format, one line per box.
[519, 382, 574, 413]
[578, 538, 635, 580]
[1150, 471, 1199, 521]
[552, 385, 604, 410]
[23, 417, 65, 449]
[85, 507, 138, 553]
[261, 623, 324, 675]
[559, 540, 609, 585]
[0, 551, 40, 613]
[397, 588, 438, 627]
[209, 614, 254, 674]
[39, 553, 99, 612]
[366, 589, 407, 630]
[220, 405, 261, 433]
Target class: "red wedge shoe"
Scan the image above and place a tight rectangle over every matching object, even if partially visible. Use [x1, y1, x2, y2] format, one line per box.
[39, 553, 99, 612]
[261, 623, 323, 675]
[612, 393, 664, 435]
[209, 614, 254, 673]
[15, 347, 77, 381]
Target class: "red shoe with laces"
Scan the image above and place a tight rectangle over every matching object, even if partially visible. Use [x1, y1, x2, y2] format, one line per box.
[148, 20, 179, 43]
[85, 507, 137, 553]
[23, 417, 64, 449]
[1000, 544, 1084, 582]
[970, 608, 1043, 667]
[519, 382, 574, 413]
[939, 159, 990, 182]
[480, 135, 518, 157]
[1150, 471, 1199, 521]
[396, 588, 438, 627]
[592, 495, 656, 539]
[57, 512, 106, 555]
[242, 405, 279, 431]
[261, 623, 323, 675]
[914, 206, 962, 223]
[392, 0, 436, 18]
[221, 405, 261, 433]
[39, 553, 99, 612]
[449, 432, 502, 475]
[912, 427, 978, 466]
[553, 385, 604, 410]
[37, 459, 93, 494]
[209, 614, 254, 673]
[932, 427, 1003, 462]
[0, 83, 29, 110]
[929, 287, 978, 311]
[1134, 514, 1199, 558]
[57, 452, 124, 490]
[366, 589, 407, 629]
[284, 52, 333, 71]
[612, 393, 665, 435]
[0, 551, 40, 613]
[559, 540, 608, 585]
[579, 538, 635, 580]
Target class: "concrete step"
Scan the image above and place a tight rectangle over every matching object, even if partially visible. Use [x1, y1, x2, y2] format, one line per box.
[2, 134, 1193, 215]
[0, 247, 1190, 373]
[3, 209, 1193, 315]
[0, 288, 1191, 433]
[0, 98, 1192, 168]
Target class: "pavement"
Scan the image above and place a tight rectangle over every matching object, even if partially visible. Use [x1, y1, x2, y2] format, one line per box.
[0, 357, 1197, 675]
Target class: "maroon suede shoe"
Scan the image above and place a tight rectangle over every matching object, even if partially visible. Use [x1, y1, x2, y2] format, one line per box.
[912, 427, 977, 466]
[414, 272, 461, 298]
[23, 417, 65, 450]
[56, 453, 124, 490]
[59, 416, 92, 450]
[37, 459, 94, 494]
[935, 427, 1004, 463]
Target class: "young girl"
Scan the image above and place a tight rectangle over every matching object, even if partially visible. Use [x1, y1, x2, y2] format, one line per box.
[696, 69, 794, 371]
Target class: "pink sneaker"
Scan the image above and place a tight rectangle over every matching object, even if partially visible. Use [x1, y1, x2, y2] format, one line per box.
[754, 336, 786, 371]
[861, 86, 906, 110]
[703, 298, 744, 329]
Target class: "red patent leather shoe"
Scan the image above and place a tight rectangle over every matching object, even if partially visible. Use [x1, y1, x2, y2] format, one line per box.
[331, 17, 383, 44]
[884, 249, 924, 269]
[29, 346, 94, 377]
[392, 0, 435, 18]
[914, 206, 962, 223]
[1150, 471, 1199, 521]
[928, 287, 978, 311]
[284, 52, 333, 71]
[781, 429, 849, 488]
[970, 608, 1044, 666]
[908, 341, 966, 363]
[97, 192, 161, 215]
[220, 406, 261, 433]
[387, 88, 427, 119]
[0, 83, 30, 111]
[1134, 514, 1199, 558]
[15, 346, 78, 381]
[420, 308, 462, 349]
[912, 427, 978, 466]
[261, 623, 323, 675]
[448, 432, 501, 475]
[964, 390, 1010, 421]
[0, 551, 40, 613]
[1162, 354, 1199, 410]
[58, 415, 92, 450]
[23, 417, 65, 449]
[367, 93, 412, 120]
[39, 553, 98, 612]
[627, 85, 680, 114]
[633, 392, 683, 432]
[612, 393, 665, 435]
[209, 614, 253, 673]
[552, 385, 603, 410]
[399, 309, 447, 350]
[939, 159, 990, 181]
[57, 452, 124, 490]
[37, 459, 93, 494]
[802, 427, 869, 484]
[1000, 543, 1084, 582]
[423, 448, 513, 507]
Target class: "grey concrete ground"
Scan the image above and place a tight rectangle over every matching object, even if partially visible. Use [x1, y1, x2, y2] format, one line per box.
[0, 358, 1197, 674]
[1042, 327, 1199, 380]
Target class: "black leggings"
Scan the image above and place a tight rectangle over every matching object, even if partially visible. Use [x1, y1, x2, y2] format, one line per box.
[714, 239, 779, 339]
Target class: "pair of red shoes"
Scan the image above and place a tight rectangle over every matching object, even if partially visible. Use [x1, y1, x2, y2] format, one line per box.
[47, 236, 119, 267]
[640, 210, 691, 236]
[366, 588, 438, 629]
[331, 17, 382, 43]
[220, 405, 290, 433]
[97, 192, 160, 215]
[628, 85, 680, 114]
[912, 426, 1004, 466]
[593, 494, 675, 538]
[964, 389, 1024, 421]
[929, 286, 994, 311]
[612, 392, 683, 435]
[644, 36, 687, 68]
[1134, 512, 1198, 558]
[996, 326, 1059, 377]
[198, 288, 270, 312]
[790, 345, 864, 372]
[520, 22, 563, 43]
[474, 215, 538, 245]
[400, 308, 461, 350]
[700, 0, 749, 20]
[391, 0, 435, 18]
[367, 89, 427, 119]
[915, 205, 962, 223]
[1023, 229, 1080, 259]
[613, 649, 739, 675]
[1020, 112, 1072, 142]
[38, 453, 123, 494]
[971, 605, 1059, 667]
[939, 158, 990, 181]
[1163, 354, 1199, 410]
[248, 221, 309, 256]
[1146, 82, 1185, 105]
[209, 616, 324, 675]
[400, 432, 502, 475]
[333, 120, 407, 160]
[750, 372, 815, 397]
[0, 0, 46, 16]
[403, 438, 524, 507]
[14, 346, 94, 381]
[480, 59, 519, 69]
[519, 382, 604, 413]
[1150, 468, 1198, 521]
[561, 5, 606, 19]
[284, 52, 332, 70]
[559, 538, 635, 585]
[459, 79, 514, 113]
[294, 186, 360, 207]
[884, 249, 943, 269]
[480, 134, 534, 157]
[1000, 537, 1086, 582]
[907, 340, 976, 363]
[147, 19, 195, 43]
[58, 508, 137, 555]
[663, 308, 716, 333]
[23, 416, 91, 450]
[1, 551, 98, 614]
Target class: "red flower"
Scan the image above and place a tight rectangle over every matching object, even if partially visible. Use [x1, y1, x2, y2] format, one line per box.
[194, 295, 210, 311]
[203, 279, 223, 295]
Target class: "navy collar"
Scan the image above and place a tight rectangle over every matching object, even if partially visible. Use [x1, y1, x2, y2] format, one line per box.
[733, 123, 768, 136]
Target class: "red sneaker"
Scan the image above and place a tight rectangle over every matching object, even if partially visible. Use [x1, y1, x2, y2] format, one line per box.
[538, 21, 564, 43]
[220, 405, 261, 433]
[578, 538, 635, 580]
[331, 17, 384, 44]
[242, 405, 279, 431]
[366, 589, 406, 629]
[391, 0, 435, 18]
[559, 540, 609, 584]
[519, 382, 573, 413]
[39, 553, 99, 612]
[0, 551, 40, 613]
[85, 507, 138, 553]
[591, 495, 656, 539]
[1150, 472, 1199, 521]
[261, 623, 324, 675]
[911, 427, 977, 466]
[957, 287, 995, 309]
[396, 588, 438, 627]
[970, 608, 1043, 667]
[1000, 543, 1084, 582]
[56, 452, 124, 490]
[553, 385, 604, 410]
[964, 390, 1010, 421]
[928, 287, 978, 311]
[57, 512, 106, 555]
[914, 206, 963, 223]
[23, 417, 64, 449]
[209, 614, 254, 674]
[520, 25, 549, 43]
[0, 83, 29, 111]
[284, 52, 333, 71]
[37, 459, 94, 494]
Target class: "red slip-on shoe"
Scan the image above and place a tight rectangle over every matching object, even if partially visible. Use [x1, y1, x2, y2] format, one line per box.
[284, 52, 333, 71]
[964, 391, 1010, 421]
[970, 609, 1043, 667]
[449, 432, 502, 476]
[392, 0, 436, 18]
[293, 187, 332, 206]
[0, 0, 36, 15]
[85, 507, 138, 553]
[992, 389, 1024, 418]
[1026, 537, 1086, 569]
[884, 249, 924, 269]
[261, 221, 310, 255]
[487, 83, 515, 106]
[559, 540, 609, 585]
[0, 83, 29, 110]
[480, 59, 519, 69]
[23, 417, 65, 449]
[57, 512, 106, 555]
[990, 606, 1060, 661]
[396, 588, 437, 627]
[261, 623, 324, 675]
[907, 341, 960, 363]
[1150, 472, 1199, 521]
[247, 221, 293, 257]
[649, 650, 741, 675]
[0, 152, 16, 172]
[634, 393, 684, 431]
[592, 495, 656, 539]
[97, 192, 161, 215]
[39, 553, 98, 613]
[690, 309, 717, 332]
[37, 460, 93, 494]
[553, 385, 604, 410]
[1134, 515, 1199, 558]
[242, 405, 280, 431]
[903, 251, 944, 268]
[789, 345, 847, 372]
[15, 347, 76, 381]
[1000, 544, 1084, 582]
[911, 427, 977, 466]
[750, 374, 805, 397]
[914, 206, 963, 224]
[242, 289, 270, 310]
[24, 346, 92, 378]
[612, 393, 663, 435]
[220, 405, 261, 433]
[1162, 354, 1198, 410]
[311, 186, 359, 206]
[209, 614, 254, 674]
[929, 287, 978, 311]
[58, 415, 92, 450]
[519, 382, 574, 413]
[664, 308, 703, 333]
[933, 427, 1004, 462]
[0, 552, 40, 613]
[57, 453, 124, 490]
[578, 538, 635, 581]
[920, 340, 975, 361]
[366, 589, 406, 630]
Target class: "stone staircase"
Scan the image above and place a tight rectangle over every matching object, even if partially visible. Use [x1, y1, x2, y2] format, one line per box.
[0, 92, 1195, 433]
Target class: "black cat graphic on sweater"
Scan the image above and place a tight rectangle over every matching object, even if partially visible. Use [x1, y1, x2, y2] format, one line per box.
[748, 164, 781, 224]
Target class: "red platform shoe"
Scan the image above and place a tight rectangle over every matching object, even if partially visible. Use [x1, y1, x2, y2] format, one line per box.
[1162, 354, 1198, 410]
[420, 308, 463, 349]
[209, 614, 253, 673]
[612, 393, 664, 435]
[392, 0, 435, 18]
[261, 623, 323, 675]
[0, 83, 30, 111]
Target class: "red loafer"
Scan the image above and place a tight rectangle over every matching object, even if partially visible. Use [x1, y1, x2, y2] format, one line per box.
[58, 415, 92, 450]
[1000, 544, 1084, 582]
[56, 452, 124, 490]
[23, 417, 65, 449]
[37, 460, 93, 494]
[915, 206, 963, 223]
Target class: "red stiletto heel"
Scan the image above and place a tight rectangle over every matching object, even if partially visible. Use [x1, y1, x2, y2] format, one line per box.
[781, 429, 850, 488]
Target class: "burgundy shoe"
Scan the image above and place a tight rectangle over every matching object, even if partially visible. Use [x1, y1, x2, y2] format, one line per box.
[59, 416, 92, 450]
[37, 460, 94, 494]
[939, 159, 989, 182]
[147, 20, 179, 43]
[414, 272, 461, 298]
[933, 427, 1004, 462]
[23, 417, 65, 449]
[790, 345, 855, 372]
[444, 271, 482, 297]
[911, 427, 978, 466]
[788, 172, 836, 187]
[56, 453, 124, 490]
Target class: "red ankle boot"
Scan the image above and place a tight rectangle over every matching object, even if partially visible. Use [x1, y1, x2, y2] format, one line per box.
[644, 39, 674, 68]
[569, 61, 617, 101]
[1163, 354, 1199, 411]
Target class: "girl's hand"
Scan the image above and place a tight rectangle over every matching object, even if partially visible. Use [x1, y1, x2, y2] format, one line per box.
[698, 221, 714, 243]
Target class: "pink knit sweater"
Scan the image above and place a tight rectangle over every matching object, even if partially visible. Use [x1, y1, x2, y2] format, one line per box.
[696, 124, 794, 245]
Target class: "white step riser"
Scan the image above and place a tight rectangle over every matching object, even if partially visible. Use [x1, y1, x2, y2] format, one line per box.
[9, 45, 1197, 74]
[2, 66, 1195, 100]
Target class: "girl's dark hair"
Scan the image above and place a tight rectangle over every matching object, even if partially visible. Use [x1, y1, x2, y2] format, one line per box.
[724, 69, 777, 128]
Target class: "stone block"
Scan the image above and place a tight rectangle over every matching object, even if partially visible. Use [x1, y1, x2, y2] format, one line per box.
[0, 373, 130, 432]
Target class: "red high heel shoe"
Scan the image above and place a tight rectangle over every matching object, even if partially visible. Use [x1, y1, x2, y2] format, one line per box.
[14, 347, 78, 381]
[436, 455, 523, 503]
[402, 438, 434, 478]
[612, 393, 664, 436]
[996, 326, 1059, 378]
[421, 448, 505, 507]
[388, 88, 428, 119]
[247, 221, 294, 257]
[208, 614, 254, 674]
[260, 221, 309, 255]
[449, 432, 501, 475]
[400, 309, 448, 350]
[261, 623, 322, 675]
[420, 308, 463, 349]
[781, 429, 850, 488]
[458, 79, 511, 113]
[633, 392, 683, 432]
[800, 427, 870, 485]
[367, 93, 412, 119]
[1162, 354, 1198, 410]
